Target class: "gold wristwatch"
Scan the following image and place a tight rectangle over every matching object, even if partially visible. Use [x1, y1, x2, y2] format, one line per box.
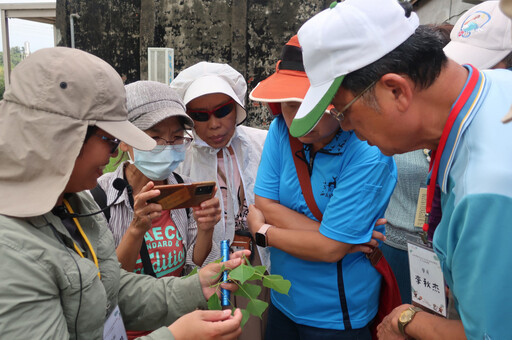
[397, 306, 423, 336]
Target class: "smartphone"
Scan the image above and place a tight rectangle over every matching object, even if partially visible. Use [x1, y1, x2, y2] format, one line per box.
[148, 181, 216, 210]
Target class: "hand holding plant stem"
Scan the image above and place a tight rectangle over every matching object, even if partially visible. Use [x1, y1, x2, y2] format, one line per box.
[184, 250, 291, 328]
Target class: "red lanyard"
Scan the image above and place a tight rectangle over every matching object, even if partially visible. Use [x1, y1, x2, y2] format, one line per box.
[423, 68, 479, 231]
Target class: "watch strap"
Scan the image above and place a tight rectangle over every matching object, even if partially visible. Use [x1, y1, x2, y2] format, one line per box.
[258, 224, 272, 235]
[398, 306, 423, 336]
[256, 224, 272, 247]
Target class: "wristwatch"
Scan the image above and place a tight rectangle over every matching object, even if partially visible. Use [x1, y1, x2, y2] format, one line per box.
[397, 306, 423, 336]
[255, 224, 272, 247]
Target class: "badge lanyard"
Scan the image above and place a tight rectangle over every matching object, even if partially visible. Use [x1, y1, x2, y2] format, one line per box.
[63, 199, 101, 279]
[423, 67, 480, 232]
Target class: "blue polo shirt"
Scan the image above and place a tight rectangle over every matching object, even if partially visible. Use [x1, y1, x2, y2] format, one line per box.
[432, 66, 512, 339]
[255, 116, 397, 330]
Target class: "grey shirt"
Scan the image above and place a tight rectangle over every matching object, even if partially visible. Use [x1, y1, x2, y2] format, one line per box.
[384, 150, 429, 250]
[0, 191, 207, 339]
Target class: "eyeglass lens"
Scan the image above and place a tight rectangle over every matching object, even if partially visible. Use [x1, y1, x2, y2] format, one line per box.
[96, 134, 120, 154]
[153, 136, 192, 146]
[188, 100, 235, 122]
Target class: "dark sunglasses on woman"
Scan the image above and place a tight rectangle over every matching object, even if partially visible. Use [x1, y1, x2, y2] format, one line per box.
[187, 99, 235, 122]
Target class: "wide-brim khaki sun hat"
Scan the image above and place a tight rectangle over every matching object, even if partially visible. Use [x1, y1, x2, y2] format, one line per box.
[0, 47, 156, 217]
[170, 61, 247, 125]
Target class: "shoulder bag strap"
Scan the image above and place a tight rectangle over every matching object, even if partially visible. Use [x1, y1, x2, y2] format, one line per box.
[288, 132, 323, 222]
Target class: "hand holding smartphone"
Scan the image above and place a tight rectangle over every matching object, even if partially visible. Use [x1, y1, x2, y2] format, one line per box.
[148, 181, 216, 210]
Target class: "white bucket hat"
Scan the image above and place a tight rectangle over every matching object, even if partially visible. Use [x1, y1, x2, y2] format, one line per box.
[444, 1, 512, 69]
[289, 0, 419, 137]
[0, 47, 156, 217]
[170, 61, 247, 125]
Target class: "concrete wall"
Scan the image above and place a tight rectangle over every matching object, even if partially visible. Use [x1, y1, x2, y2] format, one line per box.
[415, 0, 474, 25]
[56, 0, 480, 128]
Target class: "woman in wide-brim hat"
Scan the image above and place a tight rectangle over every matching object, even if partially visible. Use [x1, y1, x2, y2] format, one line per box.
[0, 47, 246, 340]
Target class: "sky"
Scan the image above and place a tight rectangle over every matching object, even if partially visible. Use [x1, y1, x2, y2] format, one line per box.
[0, 0, 55, 53]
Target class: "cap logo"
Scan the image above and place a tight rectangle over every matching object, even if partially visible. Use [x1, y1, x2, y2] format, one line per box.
[458, 10, 491, 38]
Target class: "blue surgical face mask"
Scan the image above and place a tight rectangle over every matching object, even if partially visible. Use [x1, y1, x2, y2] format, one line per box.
[131, 145, 186, 181]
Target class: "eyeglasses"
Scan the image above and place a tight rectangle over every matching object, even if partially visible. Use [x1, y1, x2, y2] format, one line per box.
[150, 135, 193, 153]
[95, 134, 120, 154]
[187, 99, 235, 122]
[328, 80, 377, 123]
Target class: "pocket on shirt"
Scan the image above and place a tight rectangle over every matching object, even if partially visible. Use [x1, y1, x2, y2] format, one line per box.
[357, 183, 383, 216]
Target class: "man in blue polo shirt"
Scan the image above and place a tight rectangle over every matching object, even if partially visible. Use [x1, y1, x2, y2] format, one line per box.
[247, 35, 397, 339]
[290, 0, 512, 339]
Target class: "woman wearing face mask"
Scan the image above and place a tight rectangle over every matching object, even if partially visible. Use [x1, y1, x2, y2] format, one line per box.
[97, 81, 221, 288]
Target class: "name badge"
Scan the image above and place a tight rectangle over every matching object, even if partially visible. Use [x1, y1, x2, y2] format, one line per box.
[407, 235, 446, 317]
[103, 305, 127, 340]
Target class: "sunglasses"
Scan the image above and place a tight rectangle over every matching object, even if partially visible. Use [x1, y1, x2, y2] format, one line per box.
[95, 134, 120, 154]
[187, 99, 235, 122]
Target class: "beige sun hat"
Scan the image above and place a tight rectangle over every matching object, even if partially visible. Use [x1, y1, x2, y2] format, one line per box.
[170, 61, 247, 125]
[0, 47, 156, 217]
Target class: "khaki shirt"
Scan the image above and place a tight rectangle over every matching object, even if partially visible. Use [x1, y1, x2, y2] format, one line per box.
[0, 191, 207, 339]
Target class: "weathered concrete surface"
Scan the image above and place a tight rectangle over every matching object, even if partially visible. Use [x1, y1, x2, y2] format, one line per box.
[57, 0, 141, 83]
[56, 0, 467, 128]
[56, 0, 331, 128]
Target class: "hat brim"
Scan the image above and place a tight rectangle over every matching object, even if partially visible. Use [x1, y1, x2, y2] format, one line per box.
[443, 40, 511, 69]
[249, 70, 310, 103]
[502, 105, 512, 124]
[130, 106, 194, 131]
[183, 75, 247, 125]
[95, 119, 156, 151]
[290, 75, 344, 137]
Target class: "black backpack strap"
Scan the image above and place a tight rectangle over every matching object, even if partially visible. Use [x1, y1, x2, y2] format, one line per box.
[173, 172, 191, 217]
[90, 184, 111, 222]
[140, 241, 157, 277]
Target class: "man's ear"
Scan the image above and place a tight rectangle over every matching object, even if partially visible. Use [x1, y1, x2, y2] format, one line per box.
[378, 74, 413, 113]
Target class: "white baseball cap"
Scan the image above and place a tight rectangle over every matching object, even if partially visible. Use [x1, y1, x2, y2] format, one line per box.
[444, 1, 512, 69]
[290, 0, 419, 137]
[170, 61, 247, 125]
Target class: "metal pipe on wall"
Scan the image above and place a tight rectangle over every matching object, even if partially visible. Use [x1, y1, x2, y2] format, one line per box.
[70, 13, 80, 48]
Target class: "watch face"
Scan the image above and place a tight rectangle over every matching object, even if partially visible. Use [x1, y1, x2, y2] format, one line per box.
[255, 232, 266, 247]
[399, 310, 413, 323]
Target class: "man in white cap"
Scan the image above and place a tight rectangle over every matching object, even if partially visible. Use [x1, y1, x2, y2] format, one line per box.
[290, 0, 512, 339]
[444, 1, 512, 70]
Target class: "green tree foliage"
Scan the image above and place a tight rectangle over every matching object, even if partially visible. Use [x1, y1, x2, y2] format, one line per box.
[0, 46, 26, 99]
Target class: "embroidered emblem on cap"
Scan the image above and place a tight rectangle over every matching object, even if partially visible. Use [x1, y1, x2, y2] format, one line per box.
[458, 10, 491, 38]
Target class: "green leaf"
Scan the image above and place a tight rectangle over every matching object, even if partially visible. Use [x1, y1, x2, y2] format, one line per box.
[207, 293, 222, 310]
[263, 274, 291, 295]
[254, 265, 267, 275]
[233, 282, 262, 299]
[211, 264, 227, 280]
[240, 309, 251, 329]
[246, 299, 268, 319]
[181, 266, 198, 279]
[247, 265, 267, 280]
[229, 264, 256, 285]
